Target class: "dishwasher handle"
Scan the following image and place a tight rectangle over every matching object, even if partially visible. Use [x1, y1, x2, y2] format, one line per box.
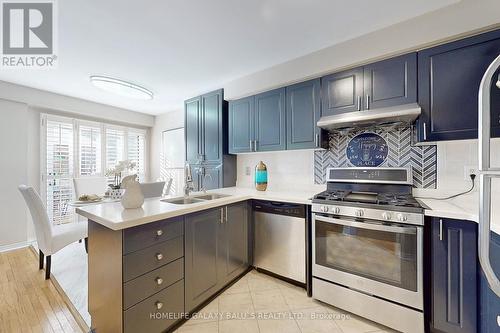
[253, 200, 305, 218]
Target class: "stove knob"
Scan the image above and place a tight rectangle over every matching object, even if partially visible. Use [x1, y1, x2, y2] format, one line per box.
[397, 214, 408, 222]
[382, 212, 392, 221]
[320, 205, 329, 213]
[333, 207, 340, 214]
[355, 209, 364, 217]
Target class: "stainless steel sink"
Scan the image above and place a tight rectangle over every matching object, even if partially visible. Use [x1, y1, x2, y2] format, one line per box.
[161, 193, 231, 205]
[193, 193, 231, 200]
[161, 197, 205, 205]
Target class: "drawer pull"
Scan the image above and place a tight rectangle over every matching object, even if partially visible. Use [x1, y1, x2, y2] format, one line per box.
[156, 253, 163, 261]
[156, 229, 163, 237]
[155, 301, 163, 310]
[155, 277, 163, 285]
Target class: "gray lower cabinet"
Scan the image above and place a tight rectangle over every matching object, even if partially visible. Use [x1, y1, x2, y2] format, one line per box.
[88, 218, 185, 333]
[218, 202, 249, 284]
[185, 202, 249, 312]
[185, 208, 221, 312]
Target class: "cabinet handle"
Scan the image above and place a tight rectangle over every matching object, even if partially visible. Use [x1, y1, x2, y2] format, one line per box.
[155, 253, 163, 261]
[249, 140, 252, 151]
[357, 96, 361, 111]
[254, 140, 258, 151]
[155, 301, 163, 310]
[366, 95, 370, 109]
[439, 219, 443, 241]
[315, 134, 319, 147]
[220, 208, 224, 224]
[156, 229, 163, 237]
[423, 122, 427, 141]
[155, 277, 163, 285]
[225, 206, 228, 222]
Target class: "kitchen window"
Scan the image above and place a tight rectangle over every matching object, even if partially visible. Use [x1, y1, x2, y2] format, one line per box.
[41, 114, 148, 225]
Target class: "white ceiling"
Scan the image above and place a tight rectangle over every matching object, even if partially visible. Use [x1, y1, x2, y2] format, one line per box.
[0, 0, 459, 115]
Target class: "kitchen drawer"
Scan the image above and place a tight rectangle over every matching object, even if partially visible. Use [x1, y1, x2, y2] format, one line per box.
[123, 217, 183, 255]
[124, 279, 184, 333]
[123, 236, 183, 282]
[124, 257, 184, 309]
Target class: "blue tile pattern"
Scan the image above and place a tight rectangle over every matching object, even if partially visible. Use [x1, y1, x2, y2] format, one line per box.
[314, 127, 437, 188]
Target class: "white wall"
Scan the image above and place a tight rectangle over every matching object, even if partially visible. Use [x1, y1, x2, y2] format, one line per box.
[0, 99, 29, 250]
[150, 110, 184, 181]
[224, 0, 500, 100]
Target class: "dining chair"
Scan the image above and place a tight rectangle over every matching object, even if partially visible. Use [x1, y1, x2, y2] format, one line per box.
[73, 177, 108, 197]
[18, 185, 88, 280]
[139, 181, 166, 198]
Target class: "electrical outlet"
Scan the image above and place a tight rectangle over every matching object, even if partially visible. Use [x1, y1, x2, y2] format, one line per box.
[463, 165, 478, 181]
[245, 166, 251, 176]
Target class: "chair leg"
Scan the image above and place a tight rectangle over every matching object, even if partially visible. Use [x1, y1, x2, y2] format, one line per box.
[45, 255, 51, 280]
[84, 237, 88, 254]
[39, 250, 44, 270]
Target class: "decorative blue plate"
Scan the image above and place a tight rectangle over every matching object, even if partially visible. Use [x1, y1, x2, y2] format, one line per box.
[346, 133, 388, 167]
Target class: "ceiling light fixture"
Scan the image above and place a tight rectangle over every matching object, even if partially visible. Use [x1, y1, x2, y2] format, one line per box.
[90, 75, 153, 100]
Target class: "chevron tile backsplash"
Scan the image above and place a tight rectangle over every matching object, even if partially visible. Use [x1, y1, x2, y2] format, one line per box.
[314, 127, 437, 188]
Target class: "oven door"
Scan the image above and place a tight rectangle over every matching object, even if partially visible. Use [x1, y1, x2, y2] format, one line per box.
[312, 213, 423, 310]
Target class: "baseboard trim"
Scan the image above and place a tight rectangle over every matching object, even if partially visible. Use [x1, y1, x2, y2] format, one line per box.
[0, 241, 30, 253]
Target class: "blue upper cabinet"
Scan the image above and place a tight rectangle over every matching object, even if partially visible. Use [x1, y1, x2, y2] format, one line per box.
[321, 68, 363, 116]
[185, 96, 202, 163]
[286, 79, 322, 149]
[201, 90, 223, 164]
[320, 53, 416, 117]
[254, 88, 286, 151]
[363, 53, 417, 109]
[418, 29, 500, 142]
[228, 96, 255, 153]
[431, 218, 477, 333]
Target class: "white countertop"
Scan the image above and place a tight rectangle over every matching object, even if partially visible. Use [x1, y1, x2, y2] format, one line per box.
[417, 192, 500, 236]
[76, 187, 317, 231]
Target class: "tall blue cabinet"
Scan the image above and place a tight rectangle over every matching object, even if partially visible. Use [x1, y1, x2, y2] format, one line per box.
[184, 89, 235, 191]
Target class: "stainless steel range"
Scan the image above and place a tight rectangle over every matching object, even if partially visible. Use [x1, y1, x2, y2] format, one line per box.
[312, 167, 424, 333]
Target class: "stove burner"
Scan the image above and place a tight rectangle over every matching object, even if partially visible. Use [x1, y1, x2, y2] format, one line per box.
[313, 191, 422, 209]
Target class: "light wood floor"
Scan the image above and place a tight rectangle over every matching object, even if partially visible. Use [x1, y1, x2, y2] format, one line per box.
[0, 247, 84, 333]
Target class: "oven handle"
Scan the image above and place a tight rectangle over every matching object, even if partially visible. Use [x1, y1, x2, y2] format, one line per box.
[314, 214, 417, 235]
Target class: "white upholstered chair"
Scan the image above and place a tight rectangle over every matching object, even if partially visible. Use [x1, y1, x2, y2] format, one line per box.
[73, 177, 108, 197]
[139, 181, 166, 198]
[18, 185, 88, 279]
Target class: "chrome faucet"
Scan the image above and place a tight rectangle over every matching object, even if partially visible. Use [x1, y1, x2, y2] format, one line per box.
[184, 162, 194, 197]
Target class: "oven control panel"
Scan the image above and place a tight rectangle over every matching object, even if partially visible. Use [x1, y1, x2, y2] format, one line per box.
[312, 204, 423, 226]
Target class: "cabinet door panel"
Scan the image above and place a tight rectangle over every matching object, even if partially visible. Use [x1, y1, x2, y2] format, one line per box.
[185, 209, 221, 312]
[432, 218, 477, 333]
[202, 90, 223, 163]
[286, 79, 321, 150]
[218, 202, 249, 284]
[185, 97, 202, 163]
[254, 88, 286, 151]
[418, 30, 500, 141]
[229, 97, 254, 153]
[321, 68, 363, 116]
[364, 53, 417, 109]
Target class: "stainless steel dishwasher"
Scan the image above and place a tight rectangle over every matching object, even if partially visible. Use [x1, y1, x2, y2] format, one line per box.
[253, 200, 306, 284]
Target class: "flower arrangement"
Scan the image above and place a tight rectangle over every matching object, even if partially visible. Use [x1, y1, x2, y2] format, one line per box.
[105, 160, 137, 189]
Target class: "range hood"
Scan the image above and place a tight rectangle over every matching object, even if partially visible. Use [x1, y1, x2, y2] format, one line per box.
[317, 103, 421, 131]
